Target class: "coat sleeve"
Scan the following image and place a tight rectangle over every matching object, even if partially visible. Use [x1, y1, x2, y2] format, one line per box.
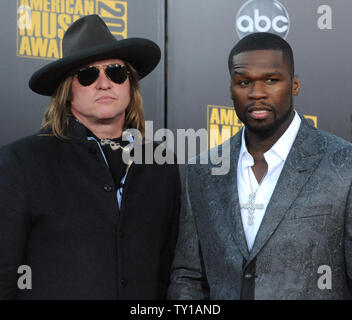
[0, 146, 29, 299]
[157, 163, 182, 299]
[167, 164, 210, 299]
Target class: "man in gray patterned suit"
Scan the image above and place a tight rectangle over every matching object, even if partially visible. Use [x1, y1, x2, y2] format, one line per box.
[168, 32, 352, 299]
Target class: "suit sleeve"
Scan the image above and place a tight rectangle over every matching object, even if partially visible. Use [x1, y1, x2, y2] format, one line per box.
[167, 164, 209, 299]
[0, 146, 28, 299]
[345, 179, 352, 295]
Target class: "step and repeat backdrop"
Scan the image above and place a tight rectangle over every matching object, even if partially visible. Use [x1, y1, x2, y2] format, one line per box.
[167, 0, 352, 148]
[1, 0, 351, 148]
[0, 0, 165, 146]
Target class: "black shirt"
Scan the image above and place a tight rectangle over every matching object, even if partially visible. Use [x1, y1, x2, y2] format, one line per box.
[87, 129, 129, 190]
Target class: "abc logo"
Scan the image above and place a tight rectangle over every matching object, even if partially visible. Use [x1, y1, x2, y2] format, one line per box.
[236, 0, 290, 39]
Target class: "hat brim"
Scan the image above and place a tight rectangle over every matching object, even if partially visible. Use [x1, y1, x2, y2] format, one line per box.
[29, 38, 161, 96]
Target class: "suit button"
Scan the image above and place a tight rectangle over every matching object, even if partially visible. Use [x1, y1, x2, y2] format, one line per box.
[119, 232, 125, 239]
[244, 273, 254, 280]
[120, 278, 128, 287]
[103, 184, 113, 192]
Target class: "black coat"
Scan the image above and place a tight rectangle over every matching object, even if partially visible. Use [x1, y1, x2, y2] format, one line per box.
[0, 120, 180, 299]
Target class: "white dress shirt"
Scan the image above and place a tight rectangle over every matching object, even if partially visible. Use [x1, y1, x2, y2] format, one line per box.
[237, 111, 301, 251]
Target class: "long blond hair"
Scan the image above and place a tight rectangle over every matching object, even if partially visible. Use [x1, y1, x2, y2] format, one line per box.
[40, 62, 145, 138]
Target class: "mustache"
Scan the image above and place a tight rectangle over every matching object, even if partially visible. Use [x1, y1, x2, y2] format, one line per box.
[244, 101, 275, 112]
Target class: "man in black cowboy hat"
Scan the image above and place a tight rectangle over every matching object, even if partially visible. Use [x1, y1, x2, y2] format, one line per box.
[0, 14, 180, 299]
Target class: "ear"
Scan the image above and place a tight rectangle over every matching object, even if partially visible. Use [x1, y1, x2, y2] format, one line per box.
[292, 76, 300, 96]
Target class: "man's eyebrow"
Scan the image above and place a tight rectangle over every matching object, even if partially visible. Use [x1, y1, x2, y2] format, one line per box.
[232, 71, 284, 77]
[232, 71, 247, 77]
[265, 71, 284, 77]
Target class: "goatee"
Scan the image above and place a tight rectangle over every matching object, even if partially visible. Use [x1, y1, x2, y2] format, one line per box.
[240, 103, 293, 139]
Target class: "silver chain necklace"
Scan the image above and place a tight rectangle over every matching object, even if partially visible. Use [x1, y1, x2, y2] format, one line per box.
[100, 130, 133, 153]
[240, 167, 267, 226]
[100, 138, 132, 153]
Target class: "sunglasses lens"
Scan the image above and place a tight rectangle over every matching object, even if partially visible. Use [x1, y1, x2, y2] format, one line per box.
[106, 65, 128, 84]
[77, 67, 99, 86]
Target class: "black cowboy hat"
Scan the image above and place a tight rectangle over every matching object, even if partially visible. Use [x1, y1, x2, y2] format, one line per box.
[29, 14, 161, 96]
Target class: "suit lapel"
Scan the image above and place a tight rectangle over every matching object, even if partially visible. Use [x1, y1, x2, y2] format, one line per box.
[201, 130, 249, 259]
[232, 184, 250, 259]
[248, 118, 327, 262]
[229, 134, 251, 260]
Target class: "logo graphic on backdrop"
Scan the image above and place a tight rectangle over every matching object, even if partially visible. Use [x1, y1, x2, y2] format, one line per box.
[17, 0, 127, 60]
[207, 105, 318, 149]
[236, 0, 290, 39]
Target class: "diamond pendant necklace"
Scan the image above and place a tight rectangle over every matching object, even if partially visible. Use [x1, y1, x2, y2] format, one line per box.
[240, 167, 267, 226]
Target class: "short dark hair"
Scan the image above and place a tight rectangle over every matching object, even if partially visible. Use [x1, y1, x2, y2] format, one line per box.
[228, 32, 294, 77]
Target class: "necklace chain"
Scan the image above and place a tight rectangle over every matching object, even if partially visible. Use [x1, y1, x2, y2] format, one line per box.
[100, 138, 132, 153]
[248, 167, 267, 195]
[100, 130, 133, 153]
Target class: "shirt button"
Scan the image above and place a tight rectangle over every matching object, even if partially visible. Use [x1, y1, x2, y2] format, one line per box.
[120, 278, 128, 287]
[103, 184, 113, 192]
[244, 273, 254, 280]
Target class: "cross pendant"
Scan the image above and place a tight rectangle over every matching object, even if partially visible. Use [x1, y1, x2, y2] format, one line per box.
[240, 193, 264, 226]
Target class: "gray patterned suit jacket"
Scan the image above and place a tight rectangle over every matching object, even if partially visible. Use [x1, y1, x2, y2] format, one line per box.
[168, 116, 352, 299]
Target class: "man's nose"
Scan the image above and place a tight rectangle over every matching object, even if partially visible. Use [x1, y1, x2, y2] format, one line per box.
[95, 69, 111, 89]
[248, 81, 267, 99]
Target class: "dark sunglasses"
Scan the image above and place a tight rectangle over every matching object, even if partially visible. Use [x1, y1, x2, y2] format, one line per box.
[76, 64, 130, 86]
